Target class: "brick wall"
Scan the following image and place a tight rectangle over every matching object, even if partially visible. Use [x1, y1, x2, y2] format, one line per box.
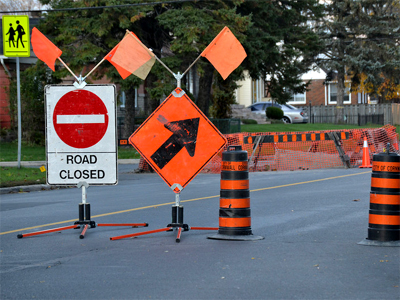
[0, 66, 11, 129]
[305, 79, 359, 107]
[306, 79, 325, 106]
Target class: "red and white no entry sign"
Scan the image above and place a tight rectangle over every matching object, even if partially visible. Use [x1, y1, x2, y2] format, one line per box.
[46, 85, 117, 186]
[53, 89, 109, 149]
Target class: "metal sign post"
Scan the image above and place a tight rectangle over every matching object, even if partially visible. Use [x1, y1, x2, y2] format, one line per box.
[16, 57, 21, 168]
[2, 15, 30, 168]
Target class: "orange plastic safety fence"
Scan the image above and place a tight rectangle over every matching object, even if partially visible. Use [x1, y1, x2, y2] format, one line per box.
[136, 125, 399, 173]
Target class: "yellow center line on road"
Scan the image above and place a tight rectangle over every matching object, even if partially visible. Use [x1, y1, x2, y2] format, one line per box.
[251, 171, 371, 192]
[1, 171, 371, 236]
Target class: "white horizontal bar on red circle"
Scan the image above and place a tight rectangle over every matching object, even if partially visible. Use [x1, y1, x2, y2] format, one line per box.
[56, 114, 105, 124]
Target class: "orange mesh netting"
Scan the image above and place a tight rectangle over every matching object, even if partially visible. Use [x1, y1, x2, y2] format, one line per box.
[136, 125, 399, 173]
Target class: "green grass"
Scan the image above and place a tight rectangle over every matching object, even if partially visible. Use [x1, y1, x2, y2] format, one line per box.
[0, 141, 140, 162]
[0, 141, 46, 162]
[118, 146, 141, 159]
[1, 166, 46, 188]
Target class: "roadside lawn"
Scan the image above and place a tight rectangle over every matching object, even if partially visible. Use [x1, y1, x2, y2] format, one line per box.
[0, 143, 140, 188]
[0, 142, 140, 162]
[1, 166, 47, 188]
[1, 123, 398, 188]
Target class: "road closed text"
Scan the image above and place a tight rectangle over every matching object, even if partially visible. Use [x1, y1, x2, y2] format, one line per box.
[60, 155, 105, 179]
[60, 169, 105, 180]
[47, 153, 117, 185]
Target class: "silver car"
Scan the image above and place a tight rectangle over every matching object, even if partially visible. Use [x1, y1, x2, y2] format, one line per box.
[248, 102, 308, 124]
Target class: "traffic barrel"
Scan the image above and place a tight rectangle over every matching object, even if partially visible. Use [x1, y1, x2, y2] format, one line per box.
[359, 147, 400, 246]
[208, 145, 263, 241]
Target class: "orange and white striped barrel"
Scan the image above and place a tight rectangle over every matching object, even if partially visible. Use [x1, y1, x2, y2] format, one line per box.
[368, 152, 400, 242]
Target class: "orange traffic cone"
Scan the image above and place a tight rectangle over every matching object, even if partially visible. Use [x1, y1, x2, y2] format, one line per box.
[359, 137, 372, 168]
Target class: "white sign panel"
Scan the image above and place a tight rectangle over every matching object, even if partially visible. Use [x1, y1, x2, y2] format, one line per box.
[45, 85, 117, 185]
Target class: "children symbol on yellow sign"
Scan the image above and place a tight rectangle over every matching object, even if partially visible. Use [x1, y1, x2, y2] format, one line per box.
[5, 21, 25, 49]
[15, 21, 26, 48]
[5, 23, 16, 48]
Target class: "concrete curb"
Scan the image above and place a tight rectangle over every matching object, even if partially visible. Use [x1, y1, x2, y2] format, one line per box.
[0, 184, 75, 194]
[0, 161, 46, 167]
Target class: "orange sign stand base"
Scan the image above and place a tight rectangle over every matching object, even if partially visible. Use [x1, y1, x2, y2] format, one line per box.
[17, 183, 148, 239]
[110, 186, 217, 243]
[110, 205, 218, 243]
[17, 203, 148, 239]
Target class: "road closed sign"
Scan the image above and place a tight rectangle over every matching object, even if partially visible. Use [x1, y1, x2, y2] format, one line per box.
[45, 85, 117, 185]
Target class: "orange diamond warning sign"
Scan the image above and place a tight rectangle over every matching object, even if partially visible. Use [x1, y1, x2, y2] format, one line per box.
[129, 87, 227, 190]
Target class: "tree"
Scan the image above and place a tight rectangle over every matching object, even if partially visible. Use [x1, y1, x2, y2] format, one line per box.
[316, 0, 353, 123]
[157, 0, 324, 114]
[7, 62, 61, 144]
[345, 0, 400, 102]
[37, 0, 154, 138]
[35, 0, 324, 128]
[155, 1, 250, 116]
[238, 0, 325, 104]
[37, 0, 247, 127]
[317, 0, 400, 119]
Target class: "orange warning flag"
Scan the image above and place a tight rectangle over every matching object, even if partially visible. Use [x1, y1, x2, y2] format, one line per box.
[104, 43, 131, 79]
[31, 27, 62, 71]
[111, 32, 156, 80]
[201, 26, 247, 80]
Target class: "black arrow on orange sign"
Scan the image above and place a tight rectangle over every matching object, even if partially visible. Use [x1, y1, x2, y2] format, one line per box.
[151, 117, 200, 169]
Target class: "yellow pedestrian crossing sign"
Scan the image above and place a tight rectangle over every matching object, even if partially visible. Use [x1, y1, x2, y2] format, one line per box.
[2, 15, 30, 57]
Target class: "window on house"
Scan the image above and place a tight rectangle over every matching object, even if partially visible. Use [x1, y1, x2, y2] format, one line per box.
[252, 79, 264, 103]
[119, 89, 138, 108]
[368, 94, 379, 104]
[328, 83, 351, 104]
[286, 89, 306, 104]
[187, 68, 195, 96]
[120, 91, 126, 108]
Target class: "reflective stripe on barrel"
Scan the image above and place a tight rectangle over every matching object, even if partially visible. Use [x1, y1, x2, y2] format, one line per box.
[371, 173, 400, 191]
[219, 217, 251, 228]
[368, 152, 400, 242]
[218, 145, 252, 236]
[369, 214, 400, 226]
[220, 180, 249, 190]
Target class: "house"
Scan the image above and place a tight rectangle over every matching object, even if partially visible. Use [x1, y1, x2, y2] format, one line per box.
[234, 67, 375, 110]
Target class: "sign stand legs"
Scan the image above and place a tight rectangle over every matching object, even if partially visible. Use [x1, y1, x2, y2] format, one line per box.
[17, 182, 148, 239]
[110, 184, 218, 243]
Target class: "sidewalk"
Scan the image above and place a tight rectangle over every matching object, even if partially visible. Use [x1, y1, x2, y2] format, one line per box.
[0, 159, 140, 194]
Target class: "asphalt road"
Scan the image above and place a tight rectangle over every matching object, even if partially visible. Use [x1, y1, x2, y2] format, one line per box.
[1, 165, 399, 300]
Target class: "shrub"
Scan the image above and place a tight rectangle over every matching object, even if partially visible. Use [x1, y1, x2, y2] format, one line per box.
[241, 119, 258, 124]
[266, 107, 284, 120]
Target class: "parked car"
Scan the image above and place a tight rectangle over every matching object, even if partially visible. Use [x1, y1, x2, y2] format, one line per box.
[248, 102, 308, 124]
